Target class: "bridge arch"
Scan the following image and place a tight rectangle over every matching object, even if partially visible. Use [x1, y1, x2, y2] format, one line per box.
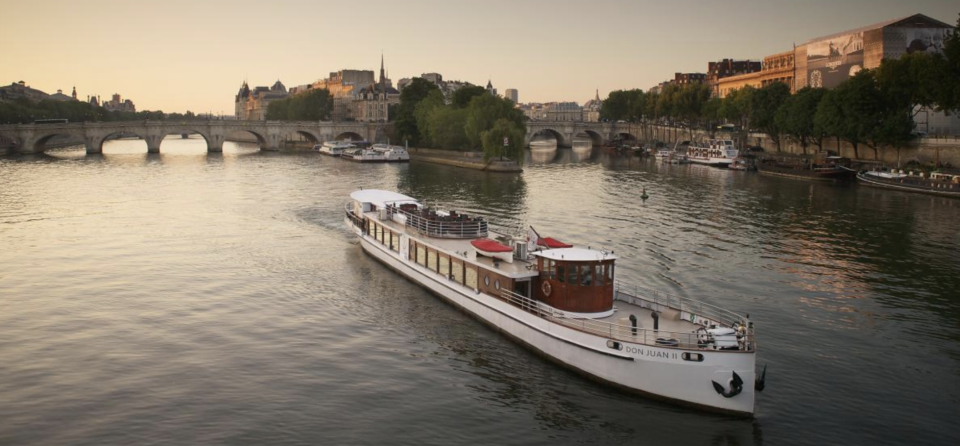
[528, 128, 567, 147]
[615, 132, 639, 144]
[334, 131, 364, 142]
[95, 130, 149, 153]
[30, 130, 87, 154]
[576, 130, 604, 147]
[226, 129, 269, 147]
[158, 127, 213, 151]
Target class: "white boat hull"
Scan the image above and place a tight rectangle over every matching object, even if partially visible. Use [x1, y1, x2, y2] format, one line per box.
[348, 219, 757, 415]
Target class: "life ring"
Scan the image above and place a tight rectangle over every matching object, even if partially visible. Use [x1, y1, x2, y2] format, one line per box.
[542, 281, 552, 297]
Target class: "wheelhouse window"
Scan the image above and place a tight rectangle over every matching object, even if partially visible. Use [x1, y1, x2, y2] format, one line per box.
[580, 265, 594, 286]
[597, 264, 606, 286]
[557, 265, 566, 283]
[567, 264, 578, 284]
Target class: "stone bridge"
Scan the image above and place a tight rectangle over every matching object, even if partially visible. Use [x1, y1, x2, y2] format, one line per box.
[525, 121, 644, 147]
[0, 120, 384, 154]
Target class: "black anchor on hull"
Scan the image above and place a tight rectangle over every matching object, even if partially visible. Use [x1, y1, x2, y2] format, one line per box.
[712, 371, 744, 398]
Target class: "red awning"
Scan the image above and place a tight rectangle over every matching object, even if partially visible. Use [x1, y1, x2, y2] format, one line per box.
[538, 237, 572, 248]
[471, 239, 514, 253]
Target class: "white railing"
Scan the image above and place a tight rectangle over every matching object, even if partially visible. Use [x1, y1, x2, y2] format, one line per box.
[386, 206, 488, 239]
[499, 287, 755, 352]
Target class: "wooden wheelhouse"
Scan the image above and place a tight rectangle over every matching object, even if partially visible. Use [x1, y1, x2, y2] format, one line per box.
[533, 248, 616, 316]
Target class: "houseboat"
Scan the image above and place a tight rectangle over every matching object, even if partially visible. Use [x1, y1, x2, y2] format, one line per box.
[341, 144, 410, 162]
[345, 189, 763, 416]
[687, 140, 738, 167]
[756, 155, 854, 181]
[856, 168, 960, 198]
[315, 141, 355, 156]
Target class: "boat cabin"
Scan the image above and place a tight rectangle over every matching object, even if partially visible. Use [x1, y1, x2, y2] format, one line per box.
[534, 248, 616, 317]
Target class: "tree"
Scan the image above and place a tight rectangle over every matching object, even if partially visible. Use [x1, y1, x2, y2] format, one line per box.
[776, 87, 827, 155]
[451, 85, 486, 109]
[426, 107, 470, 150]
[395, 78, 441, 146]
[414, 90, 446, 147]
[464, 93, 524, 149]
[748, 82, 791, 151]
[481, 118, 525, 165]
[937, 13, 960, 112]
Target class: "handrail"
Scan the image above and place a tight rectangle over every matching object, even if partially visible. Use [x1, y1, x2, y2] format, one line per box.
[386, 205, 488, 239]
[613, 282, 750, 329]
[499, 288, 755, 352]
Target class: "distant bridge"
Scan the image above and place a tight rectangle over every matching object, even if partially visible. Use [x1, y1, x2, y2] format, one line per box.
[525, 121, 644, 147]
[0, 120, 385, 154]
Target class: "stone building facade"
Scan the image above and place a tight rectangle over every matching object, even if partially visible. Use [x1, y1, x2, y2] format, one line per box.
[235, 80, 288, 120]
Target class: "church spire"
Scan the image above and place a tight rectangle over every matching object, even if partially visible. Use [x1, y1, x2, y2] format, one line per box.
[379, 53, 386, 88]
[595, 89, 600, 101]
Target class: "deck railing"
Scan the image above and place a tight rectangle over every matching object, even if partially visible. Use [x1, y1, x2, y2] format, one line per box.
[499, 287, 755, 352]
[344, 203, 363, 229]
[386, 205, 488, 239]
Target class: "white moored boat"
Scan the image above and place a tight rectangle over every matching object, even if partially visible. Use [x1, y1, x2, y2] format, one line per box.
[345, 190, 764, 416]
[341, 144, 410, 162]
[315, 141, 355, 156]
[688, 139, 738, 167]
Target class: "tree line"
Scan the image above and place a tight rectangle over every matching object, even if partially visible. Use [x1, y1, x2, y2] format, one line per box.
[394, 78, 527, 164]
[601, 14, 960, 161]
[0, 96, 210, 124]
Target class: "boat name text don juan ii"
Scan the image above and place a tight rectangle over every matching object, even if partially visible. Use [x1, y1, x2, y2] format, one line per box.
[345, 190, 766, 415]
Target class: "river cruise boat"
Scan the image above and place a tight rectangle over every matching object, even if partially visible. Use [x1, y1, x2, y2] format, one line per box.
[687, 140, 738, 167]
[345, 190, 763, 416]
[341, 144, 410, 163]
[857, 168, 960, 198]
[757, 155, 854, 181]
[315, 141, 355, 156]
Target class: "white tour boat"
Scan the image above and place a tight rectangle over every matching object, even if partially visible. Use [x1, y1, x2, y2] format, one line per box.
[315, 141, 355, 156]
[345, 190, 764, 416]
[687, 140, 738, 167]
[341, 144, 410, 162]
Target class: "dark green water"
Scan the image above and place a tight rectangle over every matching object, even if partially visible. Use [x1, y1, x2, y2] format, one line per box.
[1, 139, 957, 445]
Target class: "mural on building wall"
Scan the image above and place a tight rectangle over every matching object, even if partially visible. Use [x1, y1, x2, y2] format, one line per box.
[904, 28, 949, 54]
[806, 32, 864, 89]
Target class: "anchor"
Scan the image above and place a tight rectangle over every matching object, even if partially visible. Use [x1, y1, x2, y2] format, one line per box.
[711, 371, 744, 398]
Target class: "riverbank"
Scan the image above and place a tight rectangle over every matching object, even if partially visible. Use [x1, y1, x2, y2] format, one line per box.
[408, 147, 522, 172]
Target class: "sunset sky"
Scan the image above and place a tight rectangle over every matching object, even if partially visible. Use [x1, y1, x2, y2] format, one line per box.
[3, 0, 957, 114]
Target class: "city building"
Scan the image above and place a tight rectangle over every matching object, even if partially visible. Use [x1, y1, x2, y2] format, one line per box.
[583, 90, 602, 122]
[504, 88, 518, 103]
[485, 79, 497, 96]
[235, 80, 288, 120]
[0, 81, 49, 102]
[48, 87, 78, 102]
[673, 72, 707, 85]
[352, 55, 401, 122]
[102, 93, 136, 113]
[715, 51, 796, 98]
[544, 102, 582, 122]
[519, 103, 545, 121]
[707, 59, 762, 96]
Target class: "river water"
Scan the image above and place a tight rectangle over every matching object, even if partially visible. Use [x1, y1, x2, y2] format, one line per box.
[1, 138, 958, 445]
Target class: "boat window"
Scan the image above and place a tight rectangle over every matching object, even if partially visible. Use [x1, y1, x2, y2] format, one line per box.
[581, 265, 594, 286]
[417, 244, 426, 266]
[567, 265, 578, 284]
[547, 260, 556, 279]
[597, 264, 605, 286]
[607, 264, 615, 282]
[439, 254, 449, 277]
[428, 249, 438, 272]
[377, 224, 385, 244]
[389, 231, 399, 252]
[451, 259, 464, 284]
[465, 265, 478, 290]
[494, 279, 501, 290]
[557, 265, 566, 283]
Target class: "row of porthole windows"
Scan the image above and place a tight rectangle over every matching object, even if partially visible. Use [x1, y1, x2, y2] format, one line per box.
[409, 240, 500, 291]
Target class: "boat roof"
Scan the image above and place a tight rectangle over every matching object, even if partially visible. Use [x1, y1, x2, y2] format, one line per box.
[350, 189, 418, 207]
[534, 247, 617, 262]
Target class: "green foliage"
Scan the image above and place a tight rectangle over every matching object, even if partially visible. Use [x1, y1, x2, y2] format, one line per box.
[600, 89, 646, 122]
[451, 85, 487, 109]
[939, 13, 960, 111]
[265, 89, 332, 121]
[395, 78, 441, 146]
[481, 118, 525, 165]
[748, 82, 791, 150]
[776, 87, 827, 154]
[414, 90, 447, 146]
[464, 93, 524, 149]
